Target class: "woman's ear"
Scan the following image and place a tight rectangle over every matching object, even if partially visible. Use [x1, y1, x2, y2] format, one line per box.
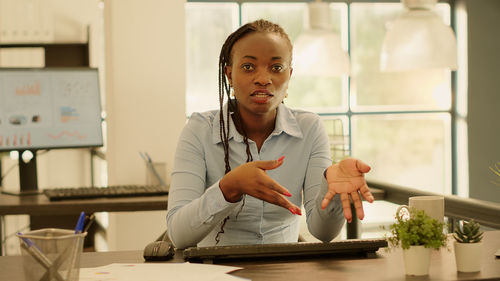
[224, 65, 233, 86]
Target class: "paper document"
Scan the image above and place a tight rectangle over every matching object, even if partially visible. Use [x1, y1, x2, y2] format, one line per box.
[79, 262, 249, 281]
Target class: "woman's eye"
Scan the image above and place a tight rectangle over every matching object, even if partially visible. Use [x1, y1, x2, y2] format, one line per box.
[241, 64, 254, 71]
[271, 64, 284, 72]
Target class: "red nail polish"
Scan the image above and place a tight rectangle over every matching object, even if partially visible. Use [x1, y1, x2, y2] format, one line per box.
[284, 191, 292, 197]
[289, 207, 295, 215]
[278, 156, 285, 162]
[296, 209, 302, 216]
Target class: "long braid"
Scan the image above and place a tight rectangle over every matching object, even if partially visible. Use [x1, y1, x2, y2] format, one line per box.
[214, 19, 292, 244]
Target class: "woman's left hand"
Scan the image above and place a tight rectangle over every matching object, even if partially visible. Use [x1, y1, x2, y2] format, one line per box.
[322, 158, 374, 223]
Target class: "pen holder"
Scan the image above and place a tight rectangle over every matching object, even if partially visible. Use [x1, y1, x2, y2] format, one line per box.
[17, 228, 87, 281]
[146, 162, 168, 187]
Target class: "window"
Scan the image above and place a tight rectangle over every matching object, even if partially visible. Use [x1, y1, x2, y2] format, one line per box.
[185, 3, 239, 115]
[185, 1, 458, 195]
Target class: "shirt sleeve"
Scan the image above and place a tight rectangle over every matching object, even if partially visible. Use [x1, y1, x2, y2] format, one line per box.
[302, 117, 345, 242]
[166, 116, 243, 249]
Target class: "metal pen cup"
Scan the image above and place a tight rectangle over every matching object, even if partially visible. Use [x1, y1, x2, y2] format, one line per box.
[17, 228, 86, 281]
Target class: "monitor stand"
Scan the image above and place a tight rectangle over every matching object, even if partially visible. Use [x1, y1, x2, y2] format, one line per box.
[0, 150, 41, 196]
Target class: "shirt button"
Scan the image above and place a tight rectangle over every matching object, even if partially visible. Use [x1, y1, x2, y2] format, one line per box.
[256, 234, 263, 239]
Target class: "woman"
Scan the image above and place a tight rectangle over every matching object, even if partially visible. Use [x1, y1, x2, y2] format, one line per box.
[167, 19, 374, 249]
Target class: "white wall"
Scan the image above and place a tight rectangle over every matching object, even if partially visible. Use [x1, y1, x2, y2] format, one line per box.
[103, 0, 186, 250]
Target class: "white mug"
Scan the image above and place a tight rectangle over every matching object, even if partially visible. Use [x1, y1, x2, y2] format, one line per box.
[396, 196, 445, 223]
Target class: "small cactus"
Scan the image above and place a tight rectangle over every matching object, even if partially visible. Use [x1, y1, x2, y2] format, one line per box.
[453, 220, 484, 243]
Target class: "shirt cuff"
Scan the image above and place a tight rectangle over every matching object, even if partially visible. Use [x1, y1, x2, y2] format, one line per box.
[198, 180, 243, 224]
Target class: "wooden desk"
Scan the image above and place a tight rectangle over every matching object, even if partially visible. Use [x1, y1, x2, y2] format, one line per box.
[0, 188, 384, 255]
[0, 193, 168, 255]
[0, 193, 168, 215]
[1, 231, 499, 281]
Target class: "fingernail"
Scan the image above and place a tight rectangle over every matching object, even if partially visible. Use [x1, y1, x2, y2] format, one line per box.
[284, 191, 292, 197]
[277, 156, 285, 162]
[288, 207, 296, 215]
[296, 209, 302, 216]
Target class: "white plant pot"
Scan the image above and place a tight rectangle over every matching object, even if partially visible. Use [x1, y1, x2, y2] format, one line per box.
[402, 245, 432, 276]
[454, 241, 482, 272]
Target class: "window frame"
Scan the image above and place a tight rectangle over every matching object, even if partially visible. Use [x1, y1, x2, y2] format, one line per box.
[185, 0, 461, 195]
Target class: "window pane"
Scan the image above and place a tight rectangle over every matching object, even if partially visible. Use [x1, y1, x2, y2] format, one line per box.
[242, 3, 306, 41]
[350, 3, 452, 111]
[351, 114, 452, 194]
[185, 3, 238, 115]
[242, 3, 348, 113]
[322, 116, 349, 163]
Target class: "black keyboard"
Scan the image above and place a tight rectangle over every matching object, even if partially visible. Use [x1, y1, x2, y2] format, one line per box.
[183, 238, 388, 263]
[43, 185, 168, 201]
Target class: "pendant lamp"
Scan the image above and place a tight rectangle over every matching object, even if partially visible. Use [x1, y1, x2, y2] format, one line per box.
[293, 0, 350, 77]
[380, 0, 458, 72]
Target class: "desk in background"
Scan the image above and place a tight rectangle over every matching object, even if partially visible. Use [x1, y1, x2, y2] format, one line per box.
[1, 231, 499, 281]
[0, 193, 168, 255]
[0, 188, 384, 255]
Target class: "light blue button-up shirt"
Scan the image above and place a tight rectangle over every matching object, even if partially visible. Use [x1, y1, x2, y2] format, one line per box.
[166, 103, 344, 249]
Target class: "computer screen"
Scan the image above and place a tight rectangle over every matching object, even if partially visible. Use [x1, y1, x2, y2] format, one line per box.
[0, 68, 103, 193]
[0, 68, 103, 150]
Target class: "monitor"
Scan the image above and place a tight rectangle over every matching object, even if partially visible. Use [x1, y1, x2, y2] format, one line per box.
[0, 68, 103, 194]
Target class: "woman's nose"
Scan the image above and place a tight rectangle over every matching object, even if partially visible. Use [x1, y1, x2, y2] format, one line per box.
[254, 70, 271, 86]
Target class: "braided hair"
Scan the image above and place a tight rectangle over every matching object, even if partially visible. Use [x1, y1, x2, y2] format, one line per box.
[215, 19, 293, 244]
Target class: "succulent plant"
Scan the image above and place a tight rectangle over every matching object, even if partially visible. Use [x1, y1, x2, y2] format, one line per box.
[453, 220, 484, 243]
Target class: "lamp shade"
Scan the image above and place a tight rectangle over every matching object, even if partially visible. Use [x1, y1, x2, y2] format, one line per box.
[293, 30, 350, 77]
[380, 9, 458, 72]
[292, 1, 350, 77]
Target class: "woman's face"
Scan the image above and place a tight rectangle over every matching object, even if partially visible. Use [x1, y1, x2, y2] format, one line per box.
[225, 32, 292, 119]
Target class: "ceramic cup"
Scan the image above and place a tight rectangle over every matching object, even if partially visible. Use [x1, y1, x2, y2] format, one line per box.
[396, 196, 445, 223]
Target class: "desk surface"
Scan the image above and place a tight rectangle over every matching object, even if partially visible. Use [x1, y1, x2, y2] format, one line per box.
[0, 192, 169, 216]
[1, 231, 499, 281]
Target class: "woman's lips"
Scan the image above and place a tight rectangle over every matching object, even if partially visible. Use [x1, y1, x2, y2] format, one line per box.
[251, 90, 273, 104]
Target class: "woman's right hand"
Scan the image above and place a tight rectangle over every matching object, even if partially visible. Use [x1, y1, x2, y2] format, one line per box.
[219, 157, 302, 215]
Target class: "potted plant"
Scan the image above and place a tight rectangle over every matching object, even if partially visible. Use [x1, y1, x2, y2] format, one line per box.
[453, 219, 484, 272]
[385, 208, 447, 276]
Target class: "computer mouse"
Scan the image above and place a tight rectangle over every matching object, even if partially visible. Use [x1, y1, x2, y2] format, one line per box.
[143, 240, 175, 261]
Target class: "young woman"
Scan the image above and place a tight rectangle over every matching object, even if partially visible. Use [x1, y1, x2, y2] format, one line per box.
[167, 19, 374, 249]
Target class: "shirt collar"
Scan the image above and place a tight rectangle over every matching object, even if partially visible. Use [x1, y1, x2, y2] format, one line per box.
[273, 103, 303, 139]
[212, 102, 303, 145]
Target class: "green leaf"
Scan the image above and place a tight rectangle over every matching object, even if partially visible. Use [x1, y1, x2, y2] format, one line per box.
[384, 208, 447, 250]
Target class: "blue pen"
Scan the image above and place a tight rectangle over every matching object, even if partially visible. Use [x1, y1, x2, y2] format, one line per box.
[75, 211, 86, 234]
